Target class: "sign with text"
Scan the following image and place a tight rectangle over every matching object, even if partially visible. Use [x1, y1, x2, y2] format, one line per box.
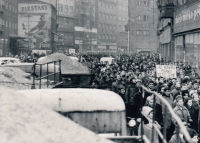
[156, 65, 177, 78]
[174, 2, 200, 34]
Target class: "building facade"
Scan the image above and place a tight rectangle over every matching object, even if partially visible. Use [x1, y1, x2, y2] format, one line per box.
[157, 0, 200, 69]
[74, 0, 97, 53]
[173, 0, 200, 68]
[129, 0, 159, 53]
[0, 0, 18, 56]
[56, 0, 75, 54]
[97, 0, 128, 54]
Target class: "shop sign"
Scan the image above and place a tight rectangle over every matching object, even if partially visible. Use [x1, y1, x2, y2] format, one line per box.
[174, 2, 200, 33]
[160, 28, 171, 44]
[156, 65, 177, 78]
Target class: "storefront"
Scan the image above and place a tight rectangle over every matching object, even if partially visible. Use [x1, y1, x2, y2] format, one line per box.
[174, 1, 200, 68]
[159, 27, 172, 62]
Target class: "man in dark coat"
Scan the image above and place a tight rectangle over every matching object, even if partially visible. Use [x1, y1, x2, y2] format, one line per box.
[125, 77, 141, 118]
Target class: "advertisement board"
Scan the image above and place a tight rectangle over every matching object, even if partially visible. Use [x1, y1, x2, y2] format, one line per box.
[156, 65, 177, 78]
[174, 2, 200, 33]
[18, 3, 52, 49]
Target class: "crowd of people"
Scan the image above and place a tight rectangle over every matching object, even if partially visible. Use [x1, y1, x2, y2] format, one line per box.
[80, 52, 200, 143]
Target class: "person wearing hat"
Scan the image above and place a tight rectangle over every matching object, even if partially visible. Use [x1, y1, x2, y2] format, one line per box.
[138, 106, 161, 143]
[172, 95, 193, 127]
[125, 76, 141, 118]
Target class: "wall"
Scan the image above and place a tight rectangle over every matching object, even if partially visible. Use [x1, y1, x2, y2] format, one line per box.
[129, 0, 159, 53]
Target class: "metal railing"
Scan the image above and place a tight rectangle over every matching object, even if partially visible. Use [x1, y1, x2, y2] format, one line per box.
[31, 60, 62, 89]
[139, 85, 193, 143]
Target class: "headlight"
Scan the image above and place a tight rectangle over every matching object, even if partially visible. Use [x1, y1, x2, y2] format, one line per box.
[128, 119, 136, 127]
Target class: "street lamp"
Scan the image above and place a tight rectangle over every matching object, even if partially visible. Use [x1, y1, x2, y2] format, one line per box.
[124, 16, 135, 54]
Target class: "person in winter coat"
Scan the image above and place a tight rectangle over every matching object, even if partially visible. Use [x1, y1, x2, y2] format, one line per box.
[192, 93, 200, 132]
[172, 95, 193, 126]
[138, 106, 161, 143]
[125, 77, 141, 118]
[184, 97, 196, 130]
[145, 95, 163, 126]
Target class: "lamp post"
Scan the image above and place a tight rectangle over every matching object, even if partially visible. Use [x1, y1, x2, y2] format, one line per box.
[124, 16, 135, 54]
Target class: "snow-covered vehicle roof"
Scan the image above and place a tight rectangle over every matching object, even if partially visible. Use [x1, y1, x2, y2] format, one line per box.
[1, 87, 114, 143]
[18, 88, 125, 112]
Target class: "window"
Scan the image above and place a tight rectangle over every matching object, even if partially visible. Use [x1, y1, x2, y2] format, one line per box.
[99, 1, 102, 6]
[143, 1, 148, 6]
[99, 12, 102, 17]
[136, 30, 143, 35]
[59, 4, 63, 12]
[143, 15, 149, 20]
[119, 6, 121, 10]
[143, 30, 149, 35]
[12, 5, 14, 12]
[99, 23, 101, 28]
[102, 35, 105, 39]
[65, 5, 68, 14]
[5, 1, 7, 9]
[113, 15, 116, 19]
[9, 3, 11, 11]
[110, 14, 113, 19]
[99, 34, 101, 39]
[69, 6, 73, 14]
[136, 1, 141, 5]
[136, 15, 142, 20]
[119, 16, 121, 20]
[5, 19, 7, 27]
[103, 13, 105, 17]
[107, 14, 109, 18]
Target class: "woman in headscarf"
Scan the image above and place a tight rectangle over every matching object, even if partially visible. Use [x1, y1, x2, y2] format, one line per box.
[138, 106, 161, 143]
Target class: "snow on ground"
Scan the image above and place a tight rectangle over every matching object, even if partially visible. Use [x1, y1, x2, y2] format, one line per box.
[18, 88, 125, 112]
[0, 87, 114, 143]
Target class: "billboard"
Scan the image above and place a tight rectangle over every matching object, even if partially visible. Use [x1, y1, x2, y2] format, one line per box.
[18, 3, 52, 49]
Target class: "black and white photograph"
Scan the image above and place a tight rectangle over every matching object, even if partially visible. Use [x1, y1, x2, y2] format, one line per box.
[1, 0, 200, 143]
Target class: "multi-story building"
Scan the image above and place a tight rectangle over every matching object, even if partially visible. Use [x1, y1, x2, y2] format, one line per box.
[157, 0, 200, 69]
[74, 0, 97, 53]
[129, 0, 159, 54]
[56, 0, 75, 53]
[0, 0, 18, 56]
[116, 0, 128, 53]
[97, 0, 118, 53]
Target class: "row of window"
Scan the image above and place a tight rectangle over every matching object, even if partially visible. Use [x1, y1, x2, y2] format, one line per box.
[118, 5, 128, 12]
[98, 34, 116, 40]
[99, 23, 116, 30]
[136, 1, 149, 6]
[99, 12, 116, 19]
[136, 30, 149, 35]
[0, 18, 17, 29]
[136, 15, 149, 21]
[58, 4, 74, 15]
[0, 0, 17, 13]
[99, 1, 117, 9]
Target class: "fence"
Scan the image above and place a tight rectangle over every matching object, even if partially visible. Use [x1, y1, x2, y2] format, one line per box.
[139, 85, 193, 143]
[31, 60, 62, 89]
[106, 85, 193, 143]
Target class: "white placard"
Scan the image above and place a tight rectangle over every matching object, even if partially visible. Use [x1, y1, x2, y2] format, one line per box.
[69, 49, 75, 54]
[156, 65, 177, 78]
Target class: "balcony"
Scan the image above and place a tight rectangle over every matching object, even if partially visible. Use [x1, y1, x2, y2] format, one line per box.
[159, 3, 175, 19]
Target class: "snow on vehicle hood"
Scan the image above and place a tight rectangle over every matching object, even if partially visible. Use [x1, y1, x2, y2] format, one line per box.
[0, 87, 114, 143]
[18, 88, 125, 112]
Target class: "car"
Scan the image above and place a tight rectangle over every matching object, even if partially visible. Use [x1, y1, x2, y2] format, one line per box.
[0, 57, 21, 65]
